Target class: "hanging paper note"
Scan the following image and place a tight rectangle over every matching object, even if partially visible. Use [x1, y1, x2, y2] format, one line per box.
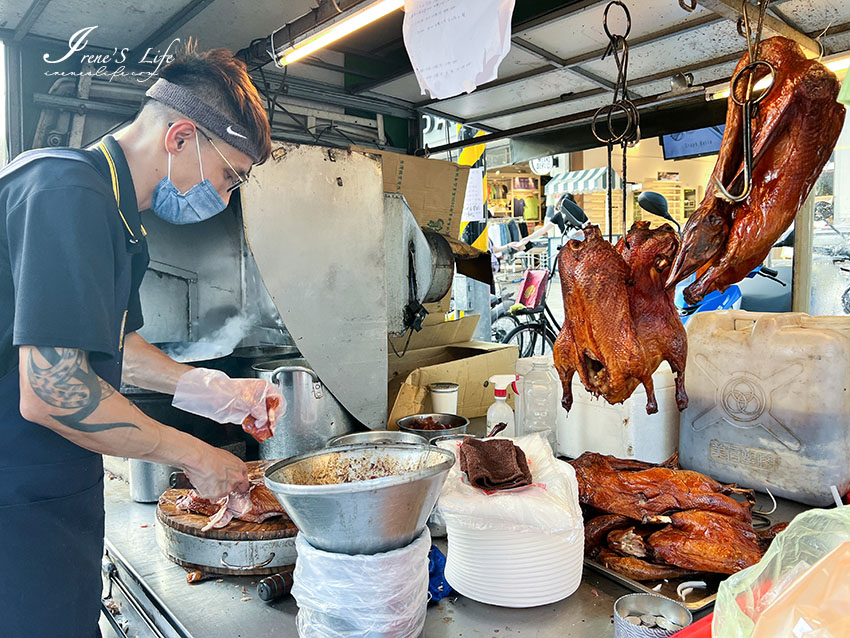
[402, 0, 515, 100]
[461, 168, 484, 222]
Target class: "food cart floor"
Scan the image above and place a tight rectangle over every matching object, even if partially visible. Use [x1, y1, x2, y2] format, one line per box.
[103, 473, 636, 637]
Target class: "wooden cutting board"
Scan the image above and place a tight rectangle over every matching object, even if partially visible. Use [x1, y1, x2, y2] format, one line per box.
[155, 461, 297, 542]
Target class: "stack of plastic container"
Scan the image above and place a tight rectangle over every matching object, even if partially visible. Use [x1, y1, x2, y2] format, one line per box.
[436, 434, 584, 607]
[516, 355, 680, 464]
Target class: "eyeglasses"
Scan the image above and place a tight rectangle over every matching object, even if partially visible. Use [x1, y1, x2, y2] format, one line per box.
[196, 127, 252, 193]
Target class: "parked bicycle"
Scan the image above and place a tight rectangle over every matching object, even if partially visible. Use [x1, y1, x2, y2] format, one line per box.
[499, 278, 563, 357]
[495, 196, 591, 357]
[490, 291, 518, 342]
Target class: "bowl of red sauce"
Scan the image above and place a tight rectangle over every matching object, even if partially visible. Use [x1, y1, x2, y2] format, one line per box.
[396, 413, 469, 441]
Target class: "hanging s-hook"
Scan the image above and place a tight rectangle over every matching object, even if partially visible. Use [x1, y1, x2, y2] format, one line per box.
[714, 0, 775, 204]
[678, 0, 697, 12]
[592, 1, 638, 244]
[812, 22, 832, 61]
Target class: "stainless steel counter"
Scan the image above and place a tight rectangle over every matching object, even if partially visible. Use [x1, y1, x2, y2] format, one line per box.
[102, 460, 803, 638]
[102, 474, 634, 637]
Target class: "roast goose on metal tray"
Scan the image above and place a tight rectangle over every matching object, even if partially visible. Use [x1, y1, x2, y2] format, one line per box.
[571, 452, 788, 579]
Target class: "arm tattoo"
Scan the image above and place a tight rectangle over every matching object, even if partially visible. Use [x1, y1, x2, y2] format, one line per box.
[26, 347, 139, 433]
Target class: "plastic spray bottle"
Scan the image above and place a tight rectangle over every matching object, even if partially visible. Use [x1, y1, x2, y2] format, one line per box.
[487, 375, 518, 437]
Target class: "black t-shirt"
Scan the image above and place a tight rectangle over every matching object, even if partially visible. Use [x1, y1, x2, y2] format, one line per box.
[542, 204, 568, 235]
[548, 209, 567, 234]
[0, 137, 149, 384]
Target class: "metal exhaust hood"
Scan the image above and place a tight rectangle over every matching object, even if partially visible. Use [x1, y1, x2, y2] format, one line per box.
[240, 143, 488, 428]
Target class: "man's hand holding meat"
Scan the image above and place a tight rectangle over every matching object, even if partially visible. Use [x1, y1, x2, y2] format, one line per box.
[18, 343, 251, 501]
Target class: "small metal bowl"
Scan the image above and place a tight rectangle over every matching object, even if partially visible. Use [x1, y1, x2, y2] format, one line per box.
[613, 593, 692, 637]
[430, 433, 478, 446]
[397, 413, 469, 442]
[327, 430, 427, 447]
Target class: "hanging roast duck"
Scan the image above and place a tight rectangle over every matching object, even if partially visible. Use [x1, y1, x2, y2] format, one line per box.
[554, 221, 686, 415]
[667, 36, 846, 302]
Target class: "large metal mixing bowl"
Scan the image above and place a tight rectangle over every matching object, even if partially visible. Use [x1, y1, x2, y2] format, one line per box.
[264, 444, 454, 555]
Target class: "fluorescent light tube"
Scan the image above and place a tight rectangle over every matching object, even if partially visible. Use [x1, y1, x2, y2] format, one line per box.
[279, 0, 404, 66]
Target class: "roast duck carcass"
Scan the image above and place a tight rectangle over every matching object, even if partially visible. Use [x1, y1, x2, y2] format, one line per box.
[667, 36, 846, 302]
[571, 452, 786, 579]
[176, 462, 287, 532]
[554, 222, 687, 414]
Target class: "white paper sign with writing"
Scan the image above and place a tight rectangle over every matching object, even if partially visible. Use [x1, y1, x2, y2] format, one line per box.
[461, 168, 484, 222]
[402, 0, 515, 100]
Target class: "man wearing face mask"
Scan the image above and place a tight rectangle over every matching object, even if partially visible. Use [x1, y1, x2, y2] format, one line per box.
[0, 46, 283, 637]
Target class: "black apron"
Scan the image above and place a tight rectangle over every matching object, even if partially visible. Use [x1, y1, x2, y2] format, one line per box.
[0, 148, 138, 638]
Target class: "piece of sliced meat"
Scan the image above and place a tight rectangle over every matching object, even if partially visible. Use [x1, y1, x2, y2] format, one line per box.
[234, 484, 287, 524]
[241, 396, 280, 442]
[176, 483, 286, 531]
[607, 526, 654, 559]
[584, 514, 633, 558]
[175, 491, 220, 517]
[201, 491, 253, 532]
[597, 549, 702, 581]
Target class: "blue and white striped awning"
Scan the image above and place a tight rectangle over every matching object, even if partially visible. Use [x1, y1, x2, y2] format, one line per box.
[545, 167, 623, 199]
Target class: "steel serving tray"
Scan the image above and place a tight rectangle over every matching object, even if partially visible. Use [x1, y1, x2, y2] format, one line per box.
[584, 558, 722, 612]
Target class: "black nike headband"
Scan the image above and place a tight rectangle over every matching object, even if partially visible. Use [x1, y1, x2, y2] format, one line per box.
[146, 78, 262, 164]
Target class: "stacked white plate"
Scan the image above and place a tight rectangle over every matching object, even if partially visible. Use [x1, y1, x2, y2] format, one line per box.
[444, 523, 583, 607]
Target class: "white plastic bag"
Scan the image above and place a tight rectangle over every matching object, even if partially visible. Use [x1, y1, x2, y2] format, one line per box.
[292, 529, 431, 638]
[436, 433, 583, 537]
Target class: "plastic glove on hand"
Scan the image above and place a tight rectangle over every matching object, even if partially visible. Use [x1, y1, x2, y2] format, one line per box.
[172, 368, 285, 442]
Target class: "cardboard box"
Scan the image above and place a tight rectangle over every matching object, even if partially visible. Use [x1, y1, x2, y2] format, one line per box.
[352, 146, 470, 238]
[352, 146, 471, 321]
[387, 315, 517, 428]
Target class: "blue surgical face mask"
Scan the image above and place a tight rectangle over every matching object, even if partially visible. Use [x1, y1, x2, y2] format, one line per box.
[151, 131, 227, 224]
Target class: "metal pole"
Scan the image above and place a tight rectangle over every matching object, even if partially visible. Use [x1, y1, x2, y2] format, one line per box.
[5, 43, 25, 158]
[791, 193, 814, 313]
[417, 92, 707, 157]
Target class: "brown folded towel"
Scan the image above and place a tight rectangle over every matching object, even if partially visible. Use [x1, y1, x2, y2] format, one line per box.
[459, 437, 533, 491]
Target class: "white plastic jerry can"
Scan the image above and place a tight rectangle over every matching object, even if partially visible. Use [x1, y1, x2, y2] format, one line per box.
[680, 310, 850, 506]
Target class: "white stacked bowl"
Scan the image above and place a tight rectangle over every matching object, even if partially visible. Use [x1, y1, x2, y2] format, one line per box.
[444, 524, 583, 607]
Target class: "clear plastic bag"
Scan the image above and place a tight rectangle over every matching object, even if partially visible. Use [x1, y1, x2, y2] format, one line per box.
[713, 506, 850, 638]
[435, 433, 583, 537]
[292, 529, 431, 638]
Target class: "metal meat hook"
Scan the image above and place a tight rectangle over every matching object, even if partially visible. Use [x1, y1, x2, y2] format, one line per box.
[713, 0, 775, 204]
[712, 59, 776, 203]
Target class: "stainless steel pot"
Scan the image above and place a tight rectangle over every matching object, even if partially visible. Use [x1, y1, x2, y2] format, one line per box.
[128, 459, 177, 503]
[253, 358, 358, 459]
